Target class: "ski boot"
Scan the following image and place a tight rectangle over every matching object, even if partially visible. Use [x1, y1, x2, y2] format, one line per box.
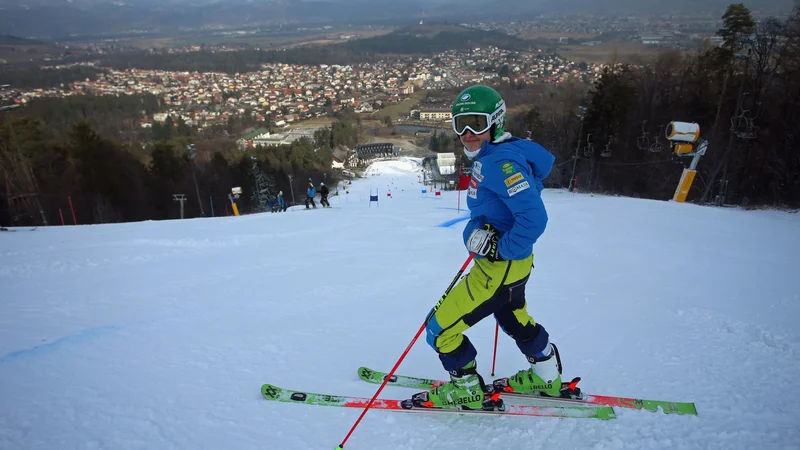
[494, 343, 567, 398]
[410, 361, 503, 411]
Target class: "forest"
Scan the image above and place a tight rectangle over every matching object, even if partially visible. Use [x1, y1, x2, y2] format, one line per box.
[0, 65, 106, 91]
[0, 94, 353, 225]
[498, 3, 800, 207]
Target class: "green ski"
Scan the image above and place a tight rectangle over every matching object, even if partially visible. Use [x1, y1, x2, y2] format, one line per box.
[357, 366, 697, 416]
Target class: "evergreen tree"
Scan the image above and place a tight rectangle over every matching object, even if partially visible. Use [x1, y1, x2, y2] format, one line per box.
[718, 4, 757, 53]
[250, 158, 272, 212]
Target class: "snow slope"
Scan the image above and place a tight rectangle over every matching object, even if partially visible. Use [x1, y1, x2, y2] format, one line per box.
[1, 156, 799, 450]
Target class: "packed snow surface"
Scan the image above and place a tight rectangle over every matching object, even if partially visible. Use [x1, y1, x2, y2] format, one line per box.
[1, 157, 799, 450]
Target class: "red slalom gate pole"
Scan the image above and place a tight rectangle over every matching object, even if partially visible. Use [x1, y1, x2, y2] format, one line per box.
[490, 321, 499, 377]
[68, 196, 77, 225]
[336, 252, 476, 450]
[59, 208, 65, 226]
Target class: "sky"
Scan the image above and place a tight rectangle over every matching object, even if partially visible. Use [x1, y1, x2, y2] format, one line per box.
[1, 158, 799, 449]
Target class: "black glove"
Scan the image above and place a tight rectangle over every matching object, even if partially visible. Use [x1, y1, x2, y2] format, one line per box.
[467, 224, 504, 262]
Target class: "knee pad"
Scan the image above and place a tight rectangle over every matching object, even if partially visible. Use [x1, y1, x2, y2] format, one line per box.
[425, 310, 444, 349]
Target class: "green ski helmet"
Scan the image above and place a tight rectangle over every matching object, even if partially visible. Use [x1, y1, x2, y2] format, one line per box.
[451, 85, 506, 142]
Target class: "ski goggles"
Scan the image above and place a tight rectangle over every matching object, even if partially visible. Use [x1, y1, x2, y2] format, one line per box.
[452, 113, 491, 136]
[451, 104, 505, 136]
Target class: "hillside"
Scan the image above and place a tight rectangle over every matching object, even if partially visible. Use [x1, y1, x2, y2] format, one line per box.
[343, 24, 532, 54]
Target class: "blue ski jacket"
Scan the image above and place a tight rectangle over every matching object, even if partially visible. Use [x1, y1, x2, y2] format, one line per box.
[307, 186, 316, 198]
[463, 137, 555, 261]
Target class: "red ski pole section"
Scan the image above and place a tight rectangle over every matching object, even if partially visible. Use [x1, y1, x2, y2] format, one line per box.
[336, 253, 475, 449]
[490, 321, 499, 376]
[336, 322, 425, 448]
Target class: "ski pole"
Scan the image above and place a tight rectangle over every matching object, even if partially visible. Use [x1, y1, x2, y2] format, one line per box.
[490, 321, 499, 377]
[336, 252, 476, 450]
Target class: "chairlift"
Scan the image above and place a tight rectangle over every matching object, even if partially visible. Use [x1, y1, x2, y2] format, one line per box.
[600, 136, 612, 158]
[583, 133, 594, 157]
[730, 114, 748, 132]
[731, 93, 760, 139]
[649, 125, 664, 152]
[636, 120, 650, 150]
[730, 110, 759, 139]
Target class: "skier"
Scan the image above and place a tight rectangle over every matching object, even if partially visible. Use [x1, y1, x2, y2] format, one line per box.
[268, 197, 275, 213]
[319, 182, 330, 208]
[276, 191, 286, 212]
[417, 85, 560, 410]
[305, 182, 317, 209]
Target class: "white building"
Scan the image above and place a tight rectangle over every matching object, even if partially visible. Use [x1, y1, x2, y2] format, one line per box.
[420, 108, 452, 122]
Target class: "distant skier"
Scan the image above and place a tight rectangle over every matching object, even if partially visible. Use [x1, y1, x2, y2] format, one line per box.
[276, 191, 286, 212]
[319, 182, 330, 208]
[305, 182, 317, 209]
[270, 191, 286, 212]
[268, 197, 275, 213]
[417, 85, 560, 411]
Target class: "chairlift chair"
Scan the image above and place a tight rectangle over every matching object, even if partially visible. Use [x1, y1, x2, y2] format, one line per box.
[731, 92, 760, 139]
[583, 133, 594, 157]
[648, 125, 664, 152]
[637, 134, 650, 150]
[636, 120, 650, 150]
[583, 138, 594, 158]
[600, 136, 612, 158]
[731, 112, 759, 139]
[730, 113, 748, 133]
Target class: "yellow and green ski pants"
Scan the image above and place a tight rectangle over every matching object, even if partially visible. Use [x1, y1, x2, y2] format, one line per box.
[425, 254, 551, 372]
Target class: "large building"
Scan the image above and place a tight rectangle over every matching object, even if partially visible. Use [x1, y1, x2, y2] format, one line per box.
[355, 143, 394, 159]
[420, 107, 452, 122]
[236, 127, 321, 150]
[436, 152, 457, 175]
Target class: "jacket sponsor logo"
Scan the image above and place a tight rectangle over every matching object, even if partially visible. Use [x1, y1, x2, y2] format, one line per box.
[501, 162, 516, 175]
[472, 161, 484, 181]
[468, 177, 479, 198]
[507, 181, 530, 196]
[504, 173, 524, 187]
